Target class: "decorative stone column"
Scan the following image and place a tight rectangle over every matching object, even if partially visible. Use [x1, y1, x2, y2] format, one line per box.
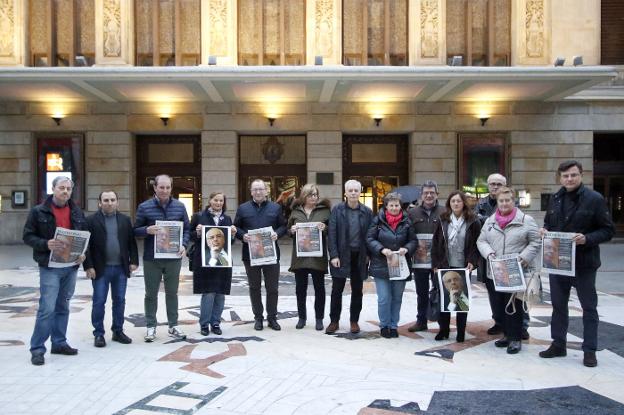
[306, 0, 342, 65]
[0, 0, 26, 66]
[511, 0, 551, 65]
[201, 0, 237, 65]
[95, 0, 134, 66]
[409, 0, 446, 66]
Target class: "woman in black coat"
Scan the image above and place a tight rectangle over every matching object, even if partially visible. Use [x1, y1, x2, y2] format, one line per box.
[431, 190, 481, 342]
[189, 192, 237, 336]
[366, 192, 417, 338]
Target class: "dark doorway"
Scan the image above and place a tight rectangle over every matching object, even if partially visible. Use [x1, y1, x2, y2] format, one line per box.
[342, 135, 409, 214]
[594, 133, 624, 235]
[136, 135, 201, 218]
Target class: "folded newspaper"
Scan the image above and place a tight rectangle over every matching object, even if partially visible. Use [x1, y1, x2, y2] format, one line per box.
[48, 227, 90, 268]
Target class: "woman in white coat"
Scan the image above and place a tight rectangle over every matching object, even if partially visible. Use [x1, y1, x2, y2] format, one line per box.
[477, 186, 541, 354]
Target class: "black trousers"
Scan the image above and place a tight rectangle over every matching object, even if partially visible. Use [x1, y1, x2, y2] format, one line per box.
[243, 262, 280, 320]
[495, 292, 524, 341]
[294, 269, 326, 320]
[549, 270, 598, 352]
[438, 312, 467, 337]
[413, 269, 432, 323]
[486, 277, 530, 330]
[329, 251, 364, 323]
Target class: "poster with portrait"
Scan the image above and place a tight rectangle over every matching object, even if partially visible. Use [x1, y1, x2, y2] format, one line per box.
[248, 226, 277, 266]
[154, 220, 183, 259]
[201, 225, 232, 268]
[48, 228, 91, 268]
[412, 233, 433, 269]
[387, 252, 411, 280]
[295, 223, 323, 257]
[437, 268, 471, 313]
[489, 254, 526, 292]
[541, 232, 576, 276]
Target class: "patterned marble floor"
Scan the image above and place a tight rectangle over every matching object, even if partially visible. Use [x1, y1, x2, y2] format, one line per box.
[1, 263, 624, 415]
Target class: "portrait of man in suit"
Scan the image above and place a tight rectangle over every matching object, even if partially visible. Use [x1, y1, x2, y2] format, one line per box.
[441, 270, 469, 312]
[204, 226, 231, 267]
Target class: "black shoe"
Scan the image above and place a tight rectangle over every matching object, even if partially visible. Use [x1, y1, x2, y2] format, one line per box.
[507, 341, 522, 354]
[51, 344, 78, 355]
[456, 332, 465, 343]
[211, 324, 222, 335]
[583, 352, 597, 367]
[315, 319, 324, 331]
[390, 328, 399, 338]
[495, 337, 510, 348]
[112, 331, 132, 344]
[200, 325, 210, 336]
[94, 335, 106, 348]
[296, 318, 306, 329]
[267, 318, 281, 331]
[408, 321, 428, 332]
[521, 328, 530, 340]
[539, 344, 567, 358]
[254, 319, 263, 331]
[31, 354, 44, 366]
[487, 324, 503, 335]
[380, 327, 392, 338]
[435, 331, 449, 341]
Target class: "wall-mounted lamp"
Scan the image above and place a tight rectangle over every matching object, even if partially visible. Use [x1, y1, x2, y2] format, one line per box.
[160, 116, 170, 126]
[518, 190, 531, 208]
[573, 55, 583, 66]
[373, 116, 383, 127]
[479, 116, 490, 127]
[267, 117, 276, 127]
[553, 57, 565, 66]
[51, 114, 64, 126]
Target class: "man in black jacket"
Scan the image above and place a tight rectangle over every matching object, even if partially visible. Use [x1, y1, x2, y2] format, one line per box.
[23, 176, 87, 366]
[539, 160, 615, 367]
[407, 180, 445, 332]
[234, 179, 287, 331]
[84, 190, 139, 348]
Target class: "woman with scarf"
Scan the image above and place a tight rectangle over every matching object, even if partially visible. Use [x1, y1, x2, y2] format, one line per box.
[477, 186, 540, 354]
[366, 193, 417, 338]
[189, 192, 237, 336]
[431, 191, 481, 342]
[288, 183, 331, 331]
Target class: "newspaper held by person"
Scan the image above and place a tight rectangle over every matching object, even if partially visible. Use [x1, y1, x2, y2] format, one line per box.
[387, 251, 411, 280]
[490, 254, 526, 292]
[154, 220, 183, 259]
[412, 233, 432, 269]
[248, 226, 278, 266]
[48, 227, 90, 268]
[541, 231, 576, 277]
[295, 222, 323, 258]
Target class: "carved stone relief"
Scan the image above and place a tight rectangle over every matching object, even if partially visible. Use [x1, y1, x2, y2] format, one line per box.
[209, 0, 228, 56]
[314, 0, 333, 56]
[103, 0, 121, 57]
[0, 0, 15, 57]
[525, 0, 544, 58]
[420, 0, 438, 58]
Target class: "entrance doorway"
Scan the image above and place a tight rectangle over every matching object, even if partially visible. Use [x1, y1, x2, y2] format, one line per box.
[594, 133, 624, 235]
[342, 135, 408, 213]
[136, 135, 201, 218]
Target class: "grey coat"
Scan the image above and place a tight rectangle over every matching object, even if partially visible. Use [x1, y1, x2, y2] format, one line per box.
[477, 209, 541, 280]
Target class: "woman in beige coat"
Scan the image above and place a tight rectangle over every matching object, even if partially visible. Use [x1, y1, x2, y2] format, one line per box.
[477, 186, 540, 354]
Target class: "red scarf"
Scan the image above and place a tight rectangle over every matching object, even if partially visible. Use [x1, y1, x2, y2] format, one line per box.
[385, 210, 403, 230]
[495, 207, 517, 229]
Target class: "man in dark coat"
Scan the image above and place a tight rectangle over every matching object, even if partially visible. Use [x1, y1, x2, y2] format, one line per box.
[234, 179, 287, 331]
[407, 180, 445, 332]
[539, 160, 615, 367]
[84, 190, 138, 348]
[326, 179, 373, 334]
[23, 176, 87, 366]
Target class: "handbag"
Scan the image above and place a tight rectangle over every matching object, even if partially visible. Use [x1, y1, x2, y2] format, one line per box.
[186, 242, 196, 272]
[427, 286, 441, 322]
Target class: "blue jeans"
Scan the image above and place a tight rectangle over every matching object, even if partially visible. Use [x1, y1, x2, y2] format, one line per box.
[91, 265, 128, 337]
[30, 266, 78, 355]
[374, 277, 407, 329]
[199, 293, 225, 327]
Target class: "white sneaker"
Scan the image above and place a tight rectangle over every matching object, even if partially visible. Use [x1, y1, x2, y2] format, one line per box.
[168, 326, 187, 340]
[144, 327, 156, 342]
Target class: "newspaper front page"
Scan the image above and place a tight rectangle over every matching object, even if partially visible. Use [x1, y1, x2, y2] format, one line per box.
[541, 231, 576, 277]
[295, 223, 323, 258]
[154, 220, 183, 259]
[48, 227, 91, 268]
[412, 233, 433, 269]
[248, 226, 278, 266]
[490, 254, 526, 292]
[387, 251, 411, 280]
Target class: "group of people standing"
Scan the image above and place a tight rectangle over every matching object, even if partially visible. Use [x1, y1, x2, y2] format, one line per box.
[23, 159, 614, 369]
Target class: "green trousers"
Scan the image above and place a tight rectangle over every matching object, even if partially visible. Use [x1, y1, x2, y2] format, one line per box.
[143, 259, 182, 328]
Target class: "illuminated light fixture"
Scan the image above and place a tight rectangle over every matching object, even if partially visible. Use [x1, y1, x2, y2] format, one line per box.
[554, 57, 565, 67]
[373, 115, 383, 127]
[479, 116, 490, 127]
[518, 190, 531, 208]
[267, 115, 277, 126]
[160, 115, 170, 126]
[51, 113, 64, 126]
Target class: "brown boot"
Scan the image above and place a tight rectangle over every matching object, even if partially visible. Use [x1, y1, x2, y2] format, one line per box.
[350, 322, 360, 334]
[325, 322, 339, 334]
[408, 321, 428, 332]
